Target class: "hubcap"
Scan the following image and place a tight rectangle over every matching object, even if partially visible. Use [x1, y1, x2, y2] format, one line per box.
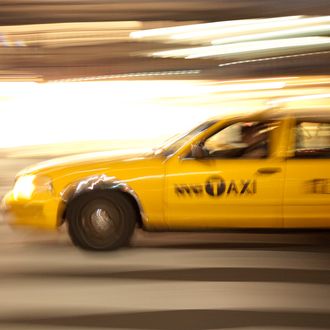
[90, 208, 113, 233]
[79, 199, 123, 248]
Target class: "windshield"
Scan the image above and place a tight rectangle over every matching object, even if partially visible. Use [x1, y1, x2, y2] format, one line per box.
[154, 120, 217, 157]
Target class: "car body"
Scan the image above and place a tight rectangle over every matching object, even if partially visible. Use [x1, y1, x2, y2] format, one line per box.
[2, 98, 330, 250]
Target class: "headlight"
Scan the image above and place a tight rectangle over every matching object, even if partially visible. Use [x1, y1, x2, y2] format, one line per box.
[12, 175, 53, 200]
[13, 175, 36, 200]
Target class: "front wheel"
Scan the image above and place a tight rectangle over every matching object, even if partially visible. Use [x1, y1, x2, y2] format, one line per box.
[67, 191, 136, 251]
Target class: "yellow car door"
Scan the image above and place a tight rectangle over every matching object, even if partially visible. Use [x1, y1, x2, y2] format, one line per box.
[165, 118, 287, 229]
[284, 117, 330, 228]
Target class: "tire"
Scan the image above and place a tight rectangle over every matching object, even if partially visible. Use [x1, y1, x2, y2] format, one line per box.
[66, 190, 137, 251]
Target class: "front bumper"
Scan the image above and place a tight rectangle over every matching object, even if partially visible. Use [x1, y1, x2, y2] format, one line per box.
[1, 191, 61, 230]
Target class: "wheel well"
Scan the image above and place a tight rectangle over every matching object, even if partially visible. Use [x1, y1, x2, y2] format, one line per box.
[60, 189, 144, 228]
[119, 191, 144, 228]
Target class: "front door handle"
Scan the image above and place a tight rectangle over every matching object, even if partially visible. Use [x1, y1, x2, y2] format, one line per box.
[257, 167, 282, 174]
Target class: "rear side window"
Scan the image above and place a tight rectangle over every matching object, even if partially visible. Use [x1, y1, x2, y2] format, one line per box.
[295, 121, 330, 159]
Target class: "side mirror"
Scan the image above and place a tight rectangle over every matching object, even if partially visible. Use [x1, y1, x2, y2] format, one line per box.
[191, 143, 206, 159]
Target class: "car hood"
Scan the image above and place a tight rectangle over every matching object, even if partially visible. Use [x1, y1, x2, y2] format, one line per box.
[18, 148, 155, 176]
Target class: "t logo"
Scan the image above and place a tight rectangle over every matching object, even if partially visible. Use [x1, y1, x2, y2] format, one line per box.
[205, 176, 226, 197]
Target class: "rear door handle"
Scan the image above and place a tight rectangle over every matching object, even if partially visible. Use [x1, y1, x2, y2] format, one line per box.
[257, 167, 282, 174]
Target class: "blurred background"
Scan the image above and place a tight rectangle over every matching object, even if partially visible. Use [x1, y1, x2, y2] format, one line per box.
[1, 1, 330, 192]
[0, 1, 330, 329]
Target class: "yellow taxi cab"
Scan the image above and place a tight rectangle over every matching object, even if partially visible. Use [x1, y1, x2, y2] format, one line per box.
[2, 97, 330, 250]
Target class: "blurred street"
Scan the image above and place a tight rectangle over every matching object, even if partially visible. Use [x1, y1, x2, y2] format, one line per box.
[0, 225, 329, 330]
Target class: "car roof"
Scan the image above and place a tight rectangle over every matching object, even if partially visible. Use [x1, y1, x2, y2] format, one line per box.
[208, 94, 330, 126]
[244, 95, 330, 122]
[260, 108, 330, 121]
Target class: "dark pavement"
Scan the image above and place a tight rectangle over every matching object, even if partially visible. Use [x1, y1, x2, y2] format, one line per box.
[0, 226, 329, 330]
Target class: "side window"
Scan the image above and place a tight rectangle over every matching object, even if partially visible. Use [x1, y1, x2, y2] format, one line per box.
[203, 121, 277, 159]
[295, 121, 330, 159]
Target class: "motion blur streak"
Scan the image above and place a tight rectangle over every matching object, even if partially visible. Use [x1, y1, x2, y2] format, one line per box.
[50, 70, 201, 82]
[0, 76, 329, 155]
[218, 51, 330, 67]
[131, 15, 330, 62]
[0, 21, 142, 48]
[154, 37, 330, 59]
[130, 16, 302, 40]
[212, 24, 330, 45]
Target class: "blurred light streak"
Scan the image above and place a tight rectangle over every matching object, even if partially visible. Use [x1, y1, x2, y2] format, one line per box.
[130, 16, 301, 40]
[131, 15, 330, 62]
[214, 77, 298, 83]
[0, 77, 329, 152]
[170, 16, 325, 42]
[131, 16, 330, 46]
[0, 80, 232, 148]
[195, 81, 287, 93]
[212, 24, 330, 45]
[218, 51, 330, 67]
[0, 21, 142, 48]
[158, 88, 330, 107]
[270, 93, 330, 105]
[49, 70, 201, 83]
[0, 75, 43, 82]
[1, 21, 142, 33]
[152, 37, 330, 59]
